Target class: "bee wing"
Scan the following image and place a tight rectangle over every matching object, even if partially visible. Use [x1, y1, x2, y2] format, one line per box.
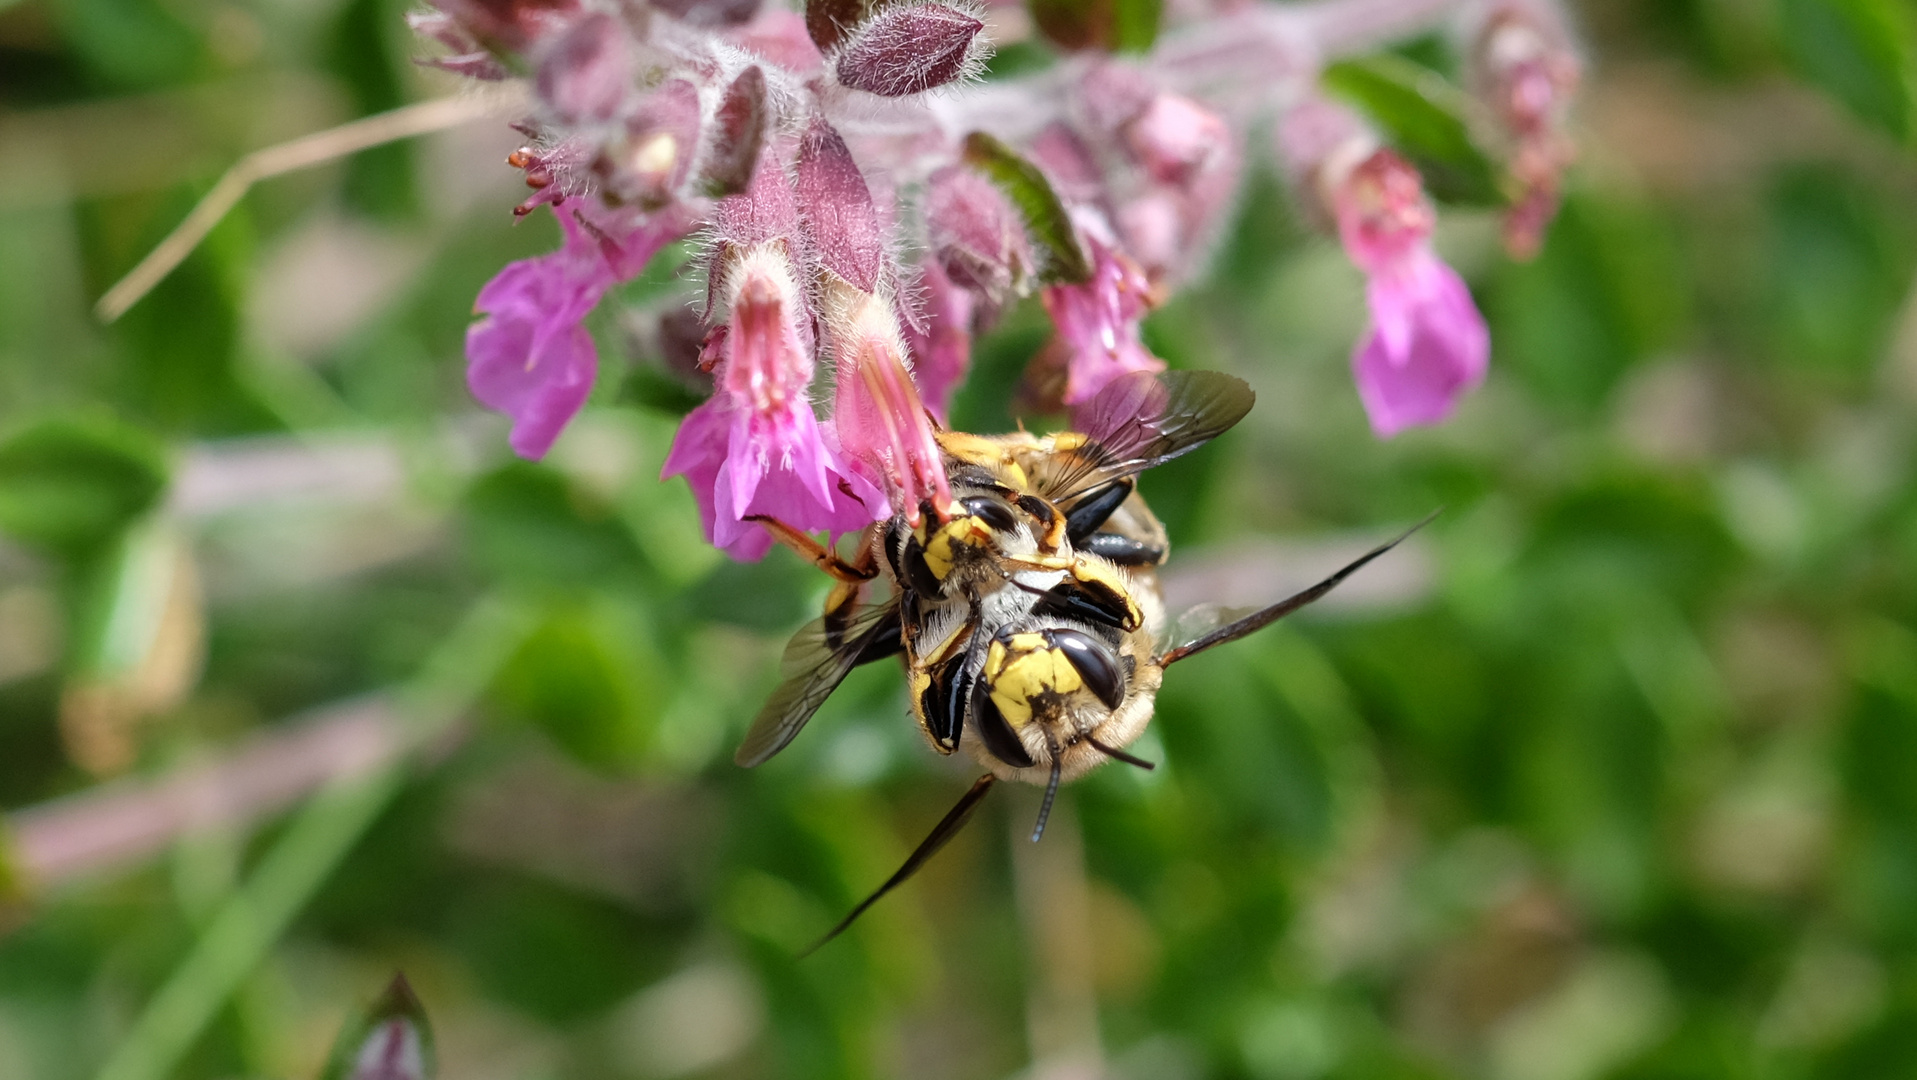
[735, 597, 904, 767]
[1043, 370, 1256, 502]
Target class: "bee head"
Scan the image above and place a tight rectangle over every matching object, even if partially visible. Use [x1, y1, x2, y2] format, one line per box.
[973, 626, 1151, 780]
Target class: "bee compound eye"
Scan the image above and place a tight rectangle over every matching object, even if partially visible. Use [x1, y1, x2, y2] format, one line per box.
[959, 496, 1019, 536]
[1043, 629, 1126, 710]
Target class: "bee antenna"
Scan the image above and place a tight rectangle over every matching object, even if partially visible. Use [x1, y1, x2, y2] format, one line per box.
[1031, 751, 1062, 843]
[799, 774, 998, 958]
[1089, 737, 1156, 770]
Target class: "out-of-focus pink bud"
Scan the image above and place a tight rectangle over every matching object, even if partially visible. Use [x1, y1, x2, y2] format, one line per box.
[836, 3, 988, 97]
[1276, 97, 1376, 224]
[1331, 150, 1488, 437]
[925, 166, 1031, 304]
[609, 79, 701, 204]
[664, 244, 885, 560]
[727, 10, 826, 73]
[901, 260, 975, 423]
[1041, 234, 1164, 406]
[1473, 1, 1579, 258]
[1332, 148, 1436, 274]
[536, 13, 632, 124]
[407, 11, 508, 78]
[818, 277, 954, 523]
[1124, 93, 1230, 185]
[699, 66, 768, 197]
[1028, 123, 1103, 206]
[425, 0, 579, 58]
[796, 118, 884, 292]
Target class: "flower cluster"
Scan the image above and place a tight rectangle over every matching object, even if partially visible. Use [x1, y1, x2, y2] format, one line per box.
[419, 0, 1579, 557]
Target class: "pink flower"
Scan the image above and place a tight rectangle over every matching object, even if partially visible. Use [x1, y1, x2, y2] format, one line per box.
[466, 205, 683, 458]
[1040, 234, 1165, 407]
[1332, 150, 1488, 437]
[901, 259, 974, 424]
[820, 278, 954, 524]
[662, 245, 886, 559]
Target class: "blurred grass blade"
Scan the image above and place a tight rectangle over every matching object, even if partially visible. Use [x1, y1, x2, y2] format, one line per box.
[320, 973, 435, 1080]
[93, 95, 498, 323]
[0, 415, 168, 556]
[90, 597, 532, 1080]
[1779, 0, 1917, 142]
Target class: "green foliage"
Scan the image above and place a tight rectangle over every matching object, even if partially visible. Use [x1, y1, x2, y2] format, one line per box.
[1322, 55, 1503, 206]
[1028, 0, 1161, 53]
[1779, 0, 1917, 141]
[0, 414, 167, 555]
[962, 131, 1094, 284]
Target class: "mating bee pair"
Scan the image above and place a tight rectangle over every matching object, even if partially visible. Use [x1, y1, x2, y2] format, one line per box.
[739, 371, 1421, 952]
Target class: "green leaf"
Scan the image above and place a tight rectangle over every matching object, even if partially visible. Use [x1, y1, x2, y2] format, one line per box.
[460, 462, 651, 591]
[0, 415, 168, 555]
[1028, 0, 1160, 52]
[961, 132, 1092, 284]
[319, 973, 436, 1080]
[1780, 0, 1917, 141]
[488, 602, 660, 770]
[1322, 55, 1503, 206]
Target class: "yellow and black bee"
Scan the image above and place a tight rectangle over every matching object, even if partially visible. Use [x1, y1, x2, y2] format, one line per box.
[738, 371, 1421, 951]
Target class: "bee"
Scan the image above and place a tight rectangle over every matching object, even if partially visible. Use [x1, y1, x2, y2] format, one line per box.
[737, 371, 1422, 952]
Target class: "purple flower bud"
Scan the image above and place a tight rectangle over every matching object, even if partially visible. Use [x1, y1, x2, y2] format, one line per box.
[1331, 150, 1488, 436]
[425, 0, 579, 58]
[796, 118, 883, 293]
[1472, 2, 1580, 258]
[836, 3, 988, 98]
[925, 165, 1031, 304]
[699, 66, 768, 197]
[1124, 93, 1229, 186]
[536, 13, 632, 124]
[610, 79, 701, 204]
[407, 11, 507, 79]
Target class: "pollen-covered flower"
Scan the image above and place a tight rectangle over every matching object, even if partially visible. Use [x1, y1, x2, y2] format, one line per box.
[819, 276, 954, 523]
[663, 244, 885, 560]
[1040, 233, 1165, 407]
[1331, 149, 1489, 437]
[466, 205, 684, 458]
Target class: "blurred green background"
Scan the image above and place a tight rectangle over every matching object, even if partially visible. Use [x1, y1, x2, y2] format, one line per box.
[4, 0, 1917, 1078]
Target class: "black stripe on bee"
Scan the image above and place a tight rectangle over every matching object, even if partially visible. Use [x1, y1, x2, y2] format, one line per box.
[1043, 628, 1125, 710]
[1064, 478, 1134, 543]
[1031, 576, 1136, 631]
[1080, 531, 1165, 567]
[922, 655, 974, 751]
[959, 495, 1019, 535]
[974, 690, 1036, 768]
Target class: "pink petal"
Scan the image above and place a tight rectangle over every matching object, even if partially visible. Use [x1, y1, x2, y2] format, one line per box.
[1353, 256, 1488, 437]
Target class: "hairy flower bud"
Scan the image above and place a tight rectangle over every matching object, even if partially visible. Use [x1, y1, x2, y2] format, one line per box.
[836, 3, 989, 97]
[797, 118, 884, 292]
[925, 166, 1031, 305]
[536, 13, 633, 124]
[819, 276, 954, 523]
[902, 259, 974, 422]
[607, 79, 701, 204]
[1124, 93, 1229, 186]
[425, 0, 579, 58]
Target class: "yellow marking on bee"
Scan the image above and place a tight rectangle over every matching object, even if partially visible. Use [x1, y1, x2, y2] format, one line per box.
[921, 613, 974, 666]
[1070, 558, 1142, 630]
[920, 516, 994, 581]
[1048, 432, 1089, 453]
[934, 431, 1031, 490]
[984, 636, 1083, 729]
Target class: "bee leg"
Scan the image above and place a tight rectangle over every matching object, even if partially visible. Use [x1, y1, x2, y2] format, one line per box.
[1064, 478, 1134, 543]
[1078, 532, 1166, 567]
[748, 515, 879, 582]
[800, 774, 998, 957]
